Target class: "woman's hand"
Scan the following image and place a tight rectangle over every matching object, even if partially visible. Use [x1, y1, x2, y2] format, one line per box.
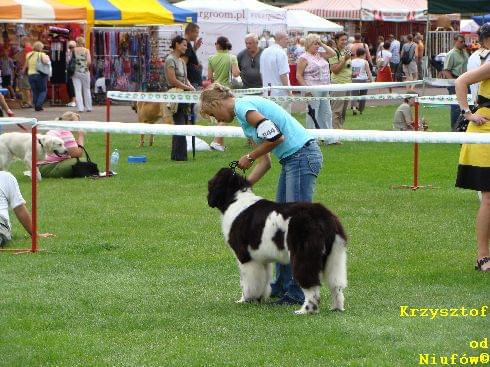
[465, 113, 488, 126]
[238, 154, 254, 170]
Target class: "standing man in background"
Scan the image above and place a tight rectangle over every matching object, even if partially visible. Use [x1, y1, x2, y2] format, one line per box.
[329, 31, 352, 131]
[389, 34, 401, 81]
[182, 23, 203, 155]
[182, 22, 202, 90]
[443, 34, 469, 131]
[400, 34, 418, 90]
[237, 33, 263, 89]
[260, 32, 291, 103]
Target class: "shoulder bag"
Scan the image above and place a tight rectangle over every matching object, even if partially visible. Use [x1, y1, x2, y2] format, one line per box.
[401, 44, 415, 65]
[67, 51, 76, 77]
[72, 145, 99, 177]
[36, 52, 52, 77]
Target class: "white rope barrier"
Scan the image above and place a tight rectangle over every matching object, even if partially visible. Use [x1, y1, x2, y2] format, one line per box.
[107, 81, 422, 104]
[0, 117, 37, 125]
[35, 121, 490, 144]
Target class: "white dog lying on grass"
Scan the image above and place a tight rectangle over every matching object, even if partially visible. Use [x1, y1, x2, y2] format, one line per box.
[0, 132, 67, 180]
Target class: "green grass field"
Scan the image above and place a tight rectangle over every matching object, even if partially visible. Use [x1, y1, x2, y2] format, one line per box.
[0, 104, 487, 366]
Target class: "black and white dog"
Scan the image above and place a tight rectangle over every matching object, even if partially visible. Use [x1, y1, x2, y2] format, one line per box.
[208, 167, 347, 314]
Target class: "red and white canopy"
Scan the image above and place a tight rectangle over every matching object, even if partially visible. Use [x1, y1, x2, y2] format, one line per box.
[0, 0, 86, 23]
[285, 0, 427, 22]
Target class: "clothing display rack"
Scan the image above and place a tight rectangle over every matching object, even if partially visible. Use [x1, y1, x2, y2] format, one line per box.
[91, 27, 151, 92]
[91, 25, 182, 92]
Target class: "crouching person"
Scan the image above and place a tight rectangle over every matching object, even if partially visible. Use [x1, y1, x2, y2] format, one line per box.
[38, 111, 86, 178]
[0, 171, 53, 246]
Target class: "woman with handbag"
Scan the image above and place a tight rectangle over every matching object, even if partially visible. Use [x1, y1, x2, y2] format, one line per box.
[37, 111, 88, 178]
[375, 42, 393, 94]
[23, 41, 50, 111]
[207, 36, 241, 152]
[164, 35, 195, 161]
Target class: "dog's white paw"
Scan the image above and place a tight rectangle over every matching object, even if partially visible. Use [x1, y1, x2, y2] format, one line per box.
[235, 296, 246, 304]
[294, 309, 308, 315]
[294, 306, 319, 315]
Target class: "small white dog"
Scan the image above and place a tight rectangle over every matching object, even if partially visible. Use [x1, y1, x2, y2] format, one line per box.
[0, 132, 67, 180]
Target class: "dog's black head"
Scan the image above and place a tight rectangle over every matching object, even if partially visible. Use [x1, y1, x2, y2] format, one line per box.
[208, 168, 251, 213]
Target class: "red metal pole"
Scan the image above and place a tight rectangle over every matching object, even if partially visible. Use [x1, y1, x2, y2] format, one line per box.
[413, 102, 420, 189]
[105, 97, 111, 176]
[31, 125, 37, 252]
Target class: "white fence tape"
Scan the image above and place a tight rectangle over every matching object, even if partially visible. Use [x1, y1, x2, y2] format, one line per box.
[35, 121, 490, 144]
[262, 80, 422, 92]
[267, 93, 414, 103]
[423, 78, 455, 87]
[417, 94, 472, 105]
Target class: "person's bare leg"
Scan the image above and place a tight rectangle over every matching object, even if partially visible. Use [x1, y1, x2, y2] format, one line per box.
[476, 191, 490, 270]
[0, 95, 13, 115]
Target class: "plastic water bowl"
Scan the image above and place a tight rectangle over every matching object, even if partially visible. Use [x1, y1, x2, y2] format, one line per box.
[127, 155, 147, 163]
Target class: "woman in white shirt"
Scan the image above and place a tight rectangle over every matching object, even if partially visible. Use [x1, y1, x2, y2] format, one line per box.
[351, 47, 373, 115]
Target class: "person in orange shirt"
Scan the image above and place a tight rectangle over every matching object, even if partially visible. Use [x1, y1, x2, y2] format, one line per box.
[414, 34, 425, 79]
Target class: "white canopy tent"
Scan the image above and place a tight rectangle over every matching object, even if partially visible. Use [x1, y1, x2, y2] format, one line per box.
[175, 0, 287, 74]
[460, 19, 480, 34]
[287, 9, 343, 33]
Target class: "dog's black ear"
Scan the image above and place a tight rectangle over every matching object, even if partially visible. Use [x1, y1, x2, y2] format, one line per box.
[207, 168, 242, 212]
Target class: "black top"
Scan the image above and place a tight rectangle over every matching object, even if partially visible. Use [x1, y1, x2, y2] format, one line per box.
[185, 41, 202, 87]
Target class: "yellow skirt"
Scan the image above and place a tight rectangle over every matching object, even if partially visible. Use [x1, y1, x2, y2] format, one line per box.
[456, 121, 490, 191]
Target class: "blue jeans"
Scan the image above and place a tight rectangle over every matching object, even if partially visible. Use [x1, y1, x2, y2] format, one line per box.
[447, 86, 460, 131]
[306, 91, 334, 144]
[270, 140, 323, 302]
[28, 73, 48, 109]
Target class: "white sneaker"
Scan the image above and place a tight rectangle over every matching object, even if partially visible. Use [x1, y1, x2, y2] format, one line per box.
[210, 142, 226, 152]
[66, 102, 76, 107]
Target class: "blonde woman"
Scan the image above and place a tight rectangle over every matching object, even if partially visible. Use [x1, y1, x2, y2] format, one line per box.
[70, 36, 92, 112]
[38, 111, 86, 178]
[296, 33, 336, 143]
[200, 83, 323, 305]
[23, 41, 50, 111]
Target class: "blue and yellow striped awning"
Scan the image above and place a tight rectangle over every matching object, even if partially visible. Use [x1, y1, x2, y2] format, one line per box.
[58, 0, 196, 25]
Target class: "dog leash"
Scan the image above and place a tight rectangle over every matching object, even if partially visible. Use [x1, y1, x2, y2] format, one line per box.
[229, 160, 247, 175]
